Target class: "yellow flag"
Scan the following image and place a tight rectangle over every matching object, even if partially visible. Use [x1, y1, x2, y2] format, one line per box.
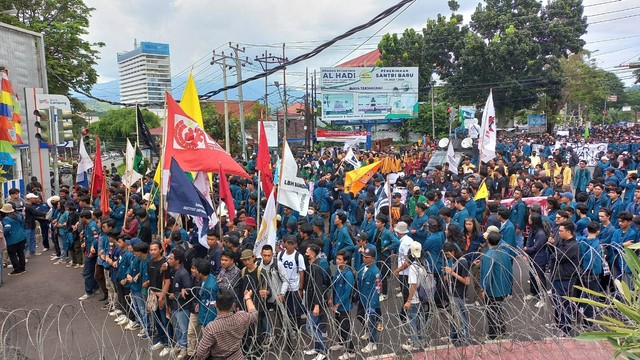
[474, 181, 489, 201]
[344, 160, 382, 195]
[153, 158, 162, 185]
[180, 71, 204, 129]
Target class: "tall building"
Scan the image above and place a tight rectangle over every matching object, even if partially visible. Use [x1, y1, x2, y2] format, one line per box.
[117, 41, 171, 107]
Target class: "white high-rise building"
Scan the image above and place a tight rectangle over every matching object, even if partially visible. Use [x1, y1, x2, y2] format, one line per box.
[118, 41, 171, 108]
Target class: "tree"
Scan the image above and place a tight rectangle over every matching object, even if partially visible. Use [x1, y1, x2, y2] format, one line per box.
[89, 108, 161, 150]
[377, 0, 588, 126]
[395, 102, 451, 142]
[0, 0, 104, 96]
[200, 103, 243, 156]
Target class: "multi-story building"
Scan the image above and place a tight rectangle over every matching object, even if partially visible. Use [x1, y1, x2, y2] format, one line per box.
[117, 41, 171, 108]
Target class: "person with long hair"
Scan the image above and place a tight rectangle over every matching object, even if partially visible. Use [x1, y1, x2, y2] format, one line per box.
[442, 241, 471, 345]
[524, 213, 550, 308]
[463, 218, 484, 259]
[445, 223, 466, 253]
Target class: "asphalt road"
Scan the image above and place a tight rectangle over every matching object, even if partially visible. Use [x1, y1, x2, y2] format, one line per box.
[0, 250, 613, 360]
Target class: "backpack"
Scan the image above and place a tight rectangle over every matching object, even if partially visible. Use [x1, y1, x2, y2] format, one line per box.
[411, 261, 435, 304]
[278, 250, 301, 272]
[241, 264, 265, 291]
[317, 257, 331, 289]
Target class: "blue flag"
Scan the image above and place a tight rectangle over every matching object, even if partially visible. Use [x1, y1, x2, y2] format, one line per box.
[167, 157, 214, 236]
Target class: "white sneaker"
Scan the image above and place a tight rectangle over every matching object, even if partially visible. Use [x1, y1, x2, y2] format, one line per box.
[535, 300, 546, 308]
[546, 289, 552, 295]
[117, 317, 130, 326]
[524, 294, 535, 301]
[394, 287, 401, 291]
[53, 259, 65, 265]
[396, 292, 403, 298]
[379, 294, 388, 302]
[158, 347, 171, 357]
[360, 332, 370, 340]
[50, 255, 59, 260]
[150, 342, 165, 351]
[114, 314, 125, 322]
[42, 248, 49, 252]
[402, 342, 420, 351]
[329, 344, 345, 351]
[311, 354, 326, 360]
[109, 310, 123, 317]
[78, 293, 94, 301]
[361, 342, 377, 354]
[304, 349, 318, 356]
[124, 321, 140, 331]
[338, 353, 356, 360]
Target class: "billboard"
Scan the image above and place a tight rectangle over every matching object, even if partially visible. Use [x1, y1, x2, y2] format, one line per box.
[320, 67, 418, 121]
[262, 120, 278, 147]
[528, 114, 547, 134]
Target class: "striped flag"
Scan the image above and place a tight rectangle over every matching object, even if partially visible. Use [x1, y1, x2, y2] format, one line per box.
[375, 182, 389, 217]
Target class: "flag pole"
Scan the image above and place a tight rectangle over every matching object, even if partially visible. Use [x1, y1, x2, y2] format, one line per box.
[386, 174, 392, 227]
[136, 104, 145, 200]
[218, 163, 224, 242]
[159, 95, 168, 244]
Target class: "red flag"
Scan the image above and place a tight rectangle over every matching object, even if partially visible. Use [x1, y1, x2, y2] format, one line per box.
[91, 137, 104, 198]
[164, 93, 250, 178]
[218, 163, 235, 222]
[100, 175, 109, 216]
[256, 121, 273, 197]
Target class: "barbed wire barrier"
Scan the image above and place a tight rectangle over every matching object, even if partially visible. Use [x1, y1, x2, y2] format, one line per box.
[0, 245, 626, 359]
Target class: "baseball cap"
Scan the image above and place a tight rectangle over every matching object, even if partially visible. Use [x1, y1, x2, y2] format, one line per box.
[355, 231, 369, 242]
[126, 237, 141, 245]
[224, 234, 240, 247]
[240, 249, 254, 260]
[409, 241, 422, 258]
[25, 193, 38, 199]
[362, 247, 376, 258]
[413, 186, 421, 192]
[560, 192, 574, 201]
[483, 225, 500, 237]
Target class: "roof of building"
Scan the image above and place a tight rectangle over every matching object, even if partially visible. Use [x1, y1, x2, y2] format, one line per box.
[336, 49, 381, 68]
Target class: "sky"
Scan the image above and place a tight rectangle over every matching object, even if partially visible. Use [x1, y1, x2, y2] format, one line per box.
[83, 0, 640, 99]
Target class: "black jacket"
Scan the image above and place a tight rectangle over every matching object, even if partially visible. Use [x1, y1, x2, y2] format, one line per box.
[24, 203, 47, 230]
[549, 237, 580, 281]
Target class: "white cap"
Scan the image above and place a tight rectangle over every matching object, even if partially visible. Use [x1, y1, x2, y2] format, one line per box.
[25, 193, 38, 199]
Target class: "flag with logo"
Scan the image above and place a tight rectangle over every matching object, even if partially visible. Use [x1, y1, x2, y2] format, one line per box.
[277, 141, 310, 214]
[254, 188, 277, 257]
[164, 93, 249, 177]
[167, 158, 214, 237]
[124, 138, 143, 188]
[136, 105, 159, 157]
[77, 136, 93, 188]
[344, 147, 361, 169]
[478, 90, 496, 163]
[344, 160, 382, 195]
[192, 171, 218, 248]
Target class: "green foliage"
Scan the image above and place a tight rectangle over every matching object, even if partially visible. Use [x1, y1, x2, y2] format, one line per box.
[377, 0, 588, 125]
[89, 108, 161, 149]
[561, 52, 625, 122]
[395, 102, 451, 140]
[567, 247, 640, 358]
[0, 0, 104, 96]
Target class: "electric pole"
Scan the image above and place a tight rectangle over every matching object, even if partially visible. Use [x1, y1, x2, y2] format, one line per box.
[282, 43, 288, 140]
[255, 50, 281, 119]
[211, 50, 234, 153]
[229, 43, 251, 160]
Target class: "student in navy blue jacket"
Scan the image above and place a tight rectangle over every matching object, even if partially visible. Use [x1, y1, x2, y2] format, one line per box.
[357, 247, 382, 354]
[576, 221, 604, 322]
[524, 213, 549, 304]
[548, 221, 580, 336]
[370, 214, 398, 301]
[497, 207, 517, 257]
[329, 249, 356, 357]
[478, 232, 512, 340]
[509, 189, 527, 250]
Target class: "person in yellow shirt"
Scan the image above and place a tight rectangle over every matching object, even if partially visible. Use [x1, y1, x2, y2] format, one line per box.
[558, 159, 572, 187]
[529, 150, 541, 168]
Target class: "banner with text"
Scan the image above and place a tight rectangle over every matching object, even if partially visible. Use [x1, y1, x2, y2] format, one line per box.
[320, 67, 419, 121]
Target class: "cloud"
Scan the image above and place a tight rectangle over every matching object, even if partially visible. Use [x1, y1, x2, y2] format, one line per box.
[83, 0, 639, 89]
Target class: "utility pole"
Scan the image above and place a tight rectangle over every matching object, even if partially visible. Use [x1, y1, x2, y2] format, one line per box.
[229, 43, 251, 160]
[262, 47, 288, 140]
[305, 67, 310, 150]
[211, 50, 234, 153]
[255, 50, 280, 120]
[312, 70, 317, 150]
[282, 43, 288, 140]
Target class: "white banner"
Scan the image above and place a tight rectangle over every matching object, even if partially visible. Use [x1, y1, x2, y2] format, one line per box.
[262, 120, 278, 147]
[531, 142, 608, 166]
[254, 189, 277, 258]
[277, 142, 310, 214]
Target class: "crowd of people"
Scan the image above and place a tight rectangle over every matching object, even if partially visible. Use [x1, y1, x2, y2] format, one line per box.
[2, 122, 640, 360]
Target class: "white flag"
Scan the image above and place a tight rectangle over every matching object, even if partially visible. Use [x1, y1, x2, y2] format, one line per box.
[277, 141, 310, 214]
[254, 188, 277, 258]
[478, 89, 496, 163]
[123, 139, 143, 187]
[76, 136, 93, 187]
[192, 171, 218, 249]
[446, 140, 459, 171]
[344, 148, 361, 169]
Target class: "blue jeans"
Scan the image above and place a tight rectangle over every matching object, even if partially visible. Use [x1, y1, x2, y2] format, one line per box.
[152, 305, 169, 345]
[83, 255, 98, 294]
[25, 228, 36, 255]
[131, 291, 149, 332]
[358, 305, 381, 343]
[450, 297, 469, 342]
[305, 312, 326, 352]
[172, 309, 189, 348]
[407, 303, 425, 344]
[515, 231, 524, 250]
[552, 279, 575, 335]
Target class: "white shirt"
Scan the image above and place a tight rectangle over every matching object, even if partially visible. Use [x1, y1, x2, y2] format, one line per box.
[278, 251, 306, 291]
[408, 264, 420, 304]
[397, 235, 414, 275]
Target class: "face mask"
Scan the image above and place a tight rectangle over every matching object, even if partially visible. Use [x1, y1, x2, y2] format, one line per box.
[307, 210, 315, 216]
